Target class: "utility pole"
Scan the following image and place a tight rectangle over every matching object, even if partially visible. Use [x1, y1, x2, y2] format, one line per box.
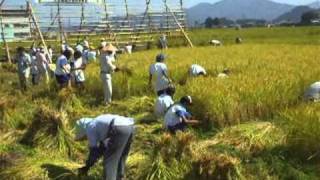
[124, 0, 129, 20]
[57, 0, 66, 44]
[103, 0, 109, 33]
[146, 0, 151, 32]
[164, 0, 169, 31]
[0, 0, 11, 63]
[80, 0, 85, 30]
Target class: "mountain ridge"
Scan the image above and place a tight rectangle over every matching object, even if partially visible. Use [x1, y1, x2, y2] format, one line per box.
[186, 0, 294, 26]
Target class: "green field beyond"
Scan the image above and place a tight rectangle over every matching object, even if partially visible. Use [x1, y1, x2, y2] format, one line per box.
[1, 27, 320, 179]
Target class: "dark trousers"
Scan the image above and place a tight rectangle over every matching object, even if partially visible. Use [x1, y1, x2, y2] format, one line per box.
[32, 74, 39, 85]
[103, 125, 134, 180]
[168, 122, 187, 134]
[157, 87, 170, 96]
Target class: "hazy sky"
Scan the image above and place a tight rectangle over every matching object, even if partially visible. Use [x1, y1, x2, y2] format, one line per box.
[5, 0, 318, 8]
[185, 0, 316, 8]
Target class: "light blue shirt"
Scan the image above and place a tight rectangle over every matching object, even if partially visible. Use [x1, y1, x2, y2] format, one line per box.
[17, 53, 31, 74]
[86, 114, 134, 147]
[149, 62, 169, 91]
[190, 64, 206, 76]
[154, 94, 174, 117]
[305, 82, 320, 101]
[164, 103, 189, 128]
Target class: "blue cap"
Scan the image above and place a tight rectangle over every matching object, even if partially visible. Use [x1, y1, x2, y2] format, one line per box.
[156, 53, 166, 62]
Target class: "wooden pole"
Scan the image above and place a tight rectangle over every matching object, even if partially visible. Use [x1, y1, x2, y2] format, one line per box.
[164, 0, 169, 31]
[103, 0, 109, 33]
[146, 0, 151, 32]
[124, 0, 129, 20]
[163, 1, 193, 48]
[57, 0, 66, 43]
[27, 1, 51, 62]
[80, 0, 85, 30]
[0, 0, 11, 63]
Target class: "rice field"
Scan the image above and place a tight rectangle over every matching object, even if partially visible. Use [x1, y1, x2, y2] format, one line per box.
[1, 26, 320, 179]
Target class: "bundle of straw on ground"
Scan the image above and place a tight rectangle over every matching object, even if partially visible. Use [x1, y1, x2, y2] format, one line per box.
[1, 27, 320, 179]
[19, 105, 79, 156]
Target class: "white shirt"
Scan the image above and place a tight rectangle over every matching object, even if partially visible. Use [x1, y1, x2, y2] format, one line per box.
[125, 45, 132, 54]
[76, 44, 84, 53]
[85, 114, 134, 147]
[100, 53, 116, 74]
[217, 73, 229, 78]
[83, 40, 89, 47]
[87, 51, 97, 61]
[101, 41, 107, 48]
[154, 94, 174, 117]
[305, 82, 320, 101]
[164, 104, 187, 128]
[190, 64, 206, 76]
[73, 57, 86, 82]
[149, 62, 170, 92]
[36, 52, 49, 73]
[31, 56, 38, 74]
[17, 53, 31, 76]
[55, 55, 70, 75]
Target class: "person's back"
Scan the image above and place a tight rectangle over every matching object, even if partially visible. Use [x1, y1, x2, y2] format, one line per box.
[55, 55, 70, 75]
[304, 82, 320, 101]
[30, 56, 38, 75]
[36, 51, 48, 74]
[17, 52, 31, 74]
[76, 44, 84, 53]
[87, 50, 96, 62]
[190, 64, 206, 76]
[125, 45, 132, 54]
[73, 53, 86, 83]
[150, 62, 169, 92]
[159, 34, 167, 49]
[100, 53, 115, 74]
[164, 103, 187, 129]
[155, 93, 174, 117]
[87, 114, 134, 146]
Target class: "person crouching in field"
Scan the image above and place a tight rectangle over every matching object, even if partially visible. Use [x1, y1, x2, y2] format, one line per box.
[55, 49, 72, 88]
[189, 64, 207, 77]
[75, 114, 135, 180]
[217, 68, 230, 78]
[164, 96, 200, 134]
[304, 82, 320, 102]
[100, 44, 119, 105]
[179, 64, 207, 85]
[16, 47, 31, 91]
[149, 53, 172, 96]
[71, 50, 87, 89]
[154, 86, 175, 117]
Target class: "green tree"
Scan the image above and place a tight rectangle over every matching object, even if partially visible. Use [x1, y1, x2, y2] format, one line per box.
[301, 11, 320, 25]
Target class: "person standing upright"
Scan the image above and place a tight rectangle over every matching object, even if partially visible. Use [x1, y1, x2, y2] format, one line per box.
[36, 46, 50, 84]
[55, 49, 72, 88]
[100, 44, 118, 105]
[149, 53, 171, 96]
[16, 47, 31, 91]
[159, 34, 168, 50]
